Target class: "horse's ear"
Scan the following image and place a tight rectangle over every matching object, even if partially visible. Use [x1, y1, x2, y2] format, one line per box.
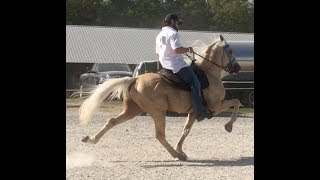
[219, 34, 224, 41]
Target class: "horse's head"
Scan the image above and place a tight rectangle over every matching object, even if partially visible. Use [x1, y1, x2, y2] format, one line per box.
[205, 35, 241, 74]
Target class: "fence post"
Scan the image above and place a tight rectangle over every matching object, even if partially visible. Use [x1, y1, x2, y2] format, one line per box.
[79, 85, 83, 98]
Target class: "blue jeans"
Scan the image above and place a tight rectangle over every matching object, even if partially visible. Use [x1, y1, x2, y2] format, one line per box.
[176, 66, 205, 116]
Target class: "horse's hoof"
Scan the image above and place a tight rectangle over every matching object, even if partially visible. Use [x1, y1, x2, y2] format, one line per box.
[225, 124, 233, 133]
[177, 154, 188, 161]
[81, 136, 90, 143]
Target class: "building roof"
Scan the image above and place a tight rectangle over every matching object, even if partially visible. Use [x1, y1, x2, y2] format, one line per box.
[66, 25, 253, 64]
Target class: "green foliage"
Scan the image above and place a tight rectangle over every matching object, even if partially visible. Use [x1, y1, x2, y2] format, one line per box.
[127, 0, 162, 28]
[66, 0, 254, 33]
[66, 0, 101, 25]
[208, 0, 254, 32]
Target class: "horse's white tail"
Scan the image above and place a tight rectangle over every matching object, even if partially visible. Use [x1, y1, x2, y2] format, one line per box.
[79, 77, 136, 125]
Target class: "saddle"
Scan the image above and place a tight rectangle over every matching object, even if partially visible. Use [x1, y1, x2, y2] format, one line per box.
[158, 63, 209, 91]
[158, 63, 210, 110]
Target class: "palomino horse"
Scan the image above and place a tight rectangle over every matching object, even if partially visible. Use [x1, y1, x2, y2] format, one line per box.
[79, 35, 242, 161]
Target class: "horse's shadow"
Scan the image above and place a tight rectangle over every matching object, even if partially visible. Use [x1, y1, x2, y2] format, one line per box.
[140, 111, 253, 118]
[111, 157, 253, 168]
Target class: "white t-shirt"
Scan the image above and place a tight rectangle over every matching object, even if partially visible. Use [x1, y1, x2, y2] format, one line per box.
[156, 26, 188, 73]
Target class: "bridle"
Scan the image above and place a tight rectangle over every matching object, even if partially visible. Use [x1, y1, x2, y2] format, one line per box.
[185, 42, 236, 73]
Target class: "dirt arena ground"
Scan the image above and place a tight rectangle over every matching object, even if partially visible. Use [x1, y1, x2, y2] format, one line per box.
[66, 105, 254, 180]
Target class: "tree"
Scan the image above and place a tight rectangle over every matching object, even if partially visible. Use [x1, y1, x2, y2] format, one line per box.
[208, 0, 254, 32]
[127, 0, 162, 28]
[179, 0, 211, 31]
[66, 0, 254, 33]
[66, 0, 102, 25]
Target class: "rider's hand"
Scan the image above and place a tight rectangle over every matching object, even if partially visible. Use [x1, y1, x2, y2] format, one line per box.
[188, 47, 194, 53]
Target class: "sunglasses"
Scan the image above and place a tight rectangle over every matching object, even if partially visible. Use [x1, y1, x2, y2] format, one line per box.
[176, 21, 183, 25]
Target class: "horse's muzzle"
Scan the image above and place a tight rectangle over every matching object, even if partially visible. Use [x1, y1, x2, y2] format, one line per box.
[228, 63, 241, 74]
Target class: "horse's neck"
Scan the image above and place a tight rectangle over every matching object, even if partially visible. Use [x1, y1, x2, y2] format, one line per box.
[196, 60, 222, 81]
[205, 72, 223, 86]
[208, 68, 222, 78]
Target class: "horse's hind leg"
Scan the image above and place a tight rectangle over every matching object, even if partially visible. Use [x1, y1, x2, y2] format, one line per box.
[149, 111, 187, 161]
[82, 100, 143, 144]
[175, 113, 196, 159]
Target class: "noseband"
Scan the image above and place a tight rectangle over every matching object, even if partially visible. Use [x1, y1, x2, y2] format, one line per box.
[222, 44, 236, 72]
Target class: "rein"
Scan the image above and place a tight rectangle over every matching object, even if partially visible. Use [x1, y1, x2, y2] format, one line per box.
[185, 52, 230, 72]
[184, 43, 235, 73]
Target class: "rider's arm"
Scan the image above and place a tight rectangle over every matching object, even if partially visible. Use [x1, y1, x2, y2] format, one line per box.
[173, 47, 193, 54]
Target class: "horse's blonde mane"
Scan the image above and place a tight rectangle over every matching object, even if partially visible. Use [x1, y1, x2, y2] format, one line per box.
[188, 36, 225, 63]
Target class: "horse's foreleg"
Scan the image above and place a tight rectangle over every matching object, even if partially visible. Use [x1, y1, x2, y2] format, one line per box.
[210, 99, 242, 133]
[82, 100, 143, 144]
[150, 112, 187, 161]
[175, 113, 196, 159]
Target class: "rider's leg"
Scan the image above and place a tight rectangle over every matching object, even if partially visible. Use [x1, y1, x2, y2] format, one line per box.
[176, 67, 212, 121]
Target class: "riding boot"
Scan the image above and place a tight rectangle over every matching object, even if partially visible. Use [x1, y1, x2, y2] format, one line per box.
[195, 110, 213, 122]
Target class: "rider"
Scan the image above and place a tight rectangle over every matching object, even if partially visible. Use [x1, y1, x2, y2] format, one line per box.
[155, 13, 213, 121]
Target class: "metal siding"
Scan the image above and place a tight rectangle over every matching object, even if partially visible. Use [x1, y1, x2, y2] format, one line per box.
[66, 25, 253, 64]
